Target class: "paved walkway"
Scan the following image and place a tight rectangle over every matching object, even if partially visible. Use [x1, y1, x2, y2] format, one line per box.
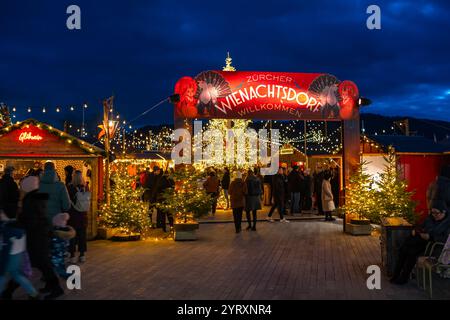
[12, 220, 438, 300]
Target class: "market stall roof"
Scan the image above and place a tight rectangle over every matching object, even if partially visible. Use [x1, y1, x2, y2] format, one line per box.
[0, 119, 106, 158]
[366, 134, 446, 154]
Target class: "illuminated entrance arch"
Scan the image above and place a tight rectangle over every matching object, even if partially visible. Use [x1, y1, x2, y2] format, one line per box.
[173, 69, 364, 231]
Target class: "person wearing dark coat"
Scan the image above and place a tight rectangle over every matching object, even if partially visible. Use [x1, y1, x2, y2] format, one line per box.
[18, 191, 64, 299]
[287, 166, 303, 215]
[0, 166, 20, 220]
[391, 200, 450, 285]
[245, 170, 263, 231]
[268, 168, 290, 223]
[228, 172, 246, 233]
[67, 170, 88, 263]
[221, 168, 231, 210]
[313, 168, 325, 215]
[149, 167, 173, 232]
[301, 169, 313, 211]
[64, 165, 74, 187]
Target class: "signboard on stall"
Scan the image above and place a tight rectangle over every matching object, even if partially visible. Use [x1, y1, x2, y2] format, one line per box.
[174, 71, 359, 121]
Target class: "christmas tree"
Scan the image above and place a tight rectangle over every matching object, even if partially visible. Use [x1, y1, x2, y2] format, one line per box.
[157, 166, 212, 223]
[375, 146, 417, 224]
[99, 163, 151, 235]
[342, 161, 377, 221]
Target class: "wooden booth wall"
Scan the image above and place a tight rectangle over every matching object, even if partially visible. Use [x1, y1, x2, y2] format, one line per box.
[398, 154, 447, 222]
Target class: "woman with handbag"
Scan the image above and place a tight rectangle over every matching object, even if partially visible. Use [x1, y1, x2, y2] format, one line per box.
[321, 171, 336, 221]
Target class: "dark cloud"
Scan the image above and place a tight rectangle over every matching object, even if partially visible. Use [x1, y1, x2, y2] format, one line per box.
[1, 0, 449, 127]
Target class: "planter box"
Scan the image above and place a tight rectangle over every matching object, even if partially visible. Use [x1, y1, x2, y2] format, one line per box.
[97, 227, 120, 239]
[110, 233, 141, 242]
[346, 223, 372, 236]
[174, 222, 199, 241]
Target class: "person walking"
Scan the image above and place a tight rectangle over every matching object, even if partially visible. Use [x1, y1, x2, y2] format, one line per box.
[0, 211, 39, 300]
[321, 171, 336, 221]
[245, 169, 263, 231]
[203, 171, 220, 216]
[229, 171, 246, 233]
[19, 190, 65, 299]
[39, 162, 71, 223]
[0, 165, 20, 221]
[287, 165, 302, 215]
[221, 168, 231, 210]
[268, 168, 290, 223]
[67, 170, 89, 263]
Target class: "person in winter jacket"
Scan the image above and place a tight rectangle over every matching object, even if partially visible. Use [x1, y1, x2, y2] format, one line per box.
[0, 166, 20, 220]
[268, 168, 290, 223]
[221, 168, 231, 210]
[51, 213, 75, 278]
[38, 162, 71, 223]
[321, 171, 336, 221]
[287, 165, 303, 215]
[67, 170, 88, 263]
[203, 171, 220, 215]
[245, 170, 263, 230]
[391, 200, 450, 285]
[18, 190, 65, 299]
[0, 211, 39, 299]
[228, 171, 246, 233]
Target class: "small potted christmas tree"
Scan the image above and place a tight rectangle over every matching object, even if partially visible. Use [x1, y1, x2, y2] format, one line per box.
[341, 161, 376, 235]
[158, 166, 212, 241]
[375, 146, 417, 225]
[99, 163, 151, 241]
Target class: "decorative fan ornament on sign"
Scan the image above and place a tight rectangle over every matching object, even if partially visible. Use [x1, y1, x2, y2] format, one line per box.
[308, 74, 341, 119]
[194, 71, 232, 117]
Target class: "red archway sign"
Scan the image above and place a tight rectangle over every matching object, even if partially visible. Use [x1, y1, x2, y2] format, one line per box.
[174, 71, 359, 121]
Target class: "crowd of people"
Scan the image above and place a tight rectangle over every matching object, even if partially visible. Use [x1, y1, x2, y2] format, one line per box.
[0, 162, 90, 300]
[200, 162, 341, 233]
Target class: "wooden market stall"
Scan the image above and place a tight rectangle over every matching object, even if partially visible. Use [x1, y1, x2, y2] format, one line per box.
[0, 119, 105, 239]
[362, 134, 448, 220]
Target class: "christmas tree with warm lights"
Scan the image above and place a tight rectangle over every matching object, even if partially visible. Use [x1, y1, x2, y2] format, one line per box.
[342, 161, 377, 222]
[99, 163, 151, 235]
[157, 166, 212, 223]
[375, 146, 416, 224]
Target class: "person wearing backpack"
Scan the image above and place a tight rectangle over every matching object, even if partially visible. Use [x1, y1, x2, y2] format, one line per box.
[67, 170, 89, 263]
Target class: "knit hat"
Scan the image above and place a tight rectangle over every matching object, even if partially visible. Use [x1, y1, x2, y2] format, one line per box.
[52, 212, 70, 227]
[20, 176, 40, 193]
